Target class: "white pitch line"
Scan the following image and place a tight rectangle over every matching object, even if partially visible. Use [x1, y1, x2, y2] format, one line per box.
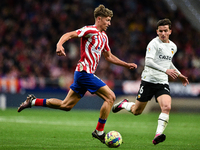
[0, 116, 95, 126]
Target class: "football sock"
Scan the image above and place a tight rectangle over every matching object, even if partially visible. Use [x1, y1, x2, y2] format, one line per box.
[122, 102, 135, 112]
[156, 113, 169, 135]
[96, 118, 106, 135]
[96, 130, 104, 135]
[31, 98, 46, 106]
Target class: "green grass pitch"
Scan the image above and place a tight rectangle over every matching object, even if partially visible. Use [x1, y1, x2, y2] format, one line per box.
[0, 108, 199, 150]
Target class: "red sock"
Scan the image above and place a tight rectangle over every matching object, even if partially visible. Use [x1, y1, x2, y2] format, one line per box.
[96, 118, 107, 131]
[35, 98, 46, 106]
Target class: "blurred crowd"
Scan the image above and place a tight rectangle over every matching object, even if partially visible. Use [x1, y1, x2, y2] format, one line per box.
[0, 0, 200, 89]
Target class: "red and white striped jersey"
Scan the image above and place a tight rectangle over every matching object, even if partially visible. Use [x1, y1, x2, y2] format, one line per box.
[75, 25, 111, 73]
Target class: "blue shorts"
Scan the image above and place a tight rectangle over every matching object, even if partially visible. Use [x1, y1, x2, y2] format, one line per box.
[70, 71, 106, 97]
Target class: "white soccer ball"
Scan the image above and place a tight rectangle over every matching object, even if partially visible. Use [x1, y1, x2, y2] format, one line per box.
[104, 131, 122, 148]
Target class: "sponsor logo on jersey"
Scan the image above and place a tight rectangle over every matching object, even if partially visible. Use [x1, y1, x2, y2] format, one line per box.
[159, 55, 172, 60]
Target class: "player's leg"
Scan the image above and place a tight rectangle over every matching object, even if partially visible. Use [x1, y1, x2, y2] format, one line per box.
[153, 94, 171, 145]
[131, 100, 148, 115]
[18, 71, 85, 112]
[112, 98, 134, 113]
[92, 85, 115, 143]
[112, 99, 147, 115]
[157, 94, 171, 115]
[17, 89, 81, 112]
[95, 85, 115, 119]
[112, 80, 150, 115]
[156, 94, 171, 135]
[46, 89, 81, 111]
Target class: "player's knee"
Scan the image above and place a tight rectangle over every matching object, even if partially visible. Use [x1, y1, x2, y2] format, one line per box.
[161, 104, 171, 113]
[107, 93, 116, 105]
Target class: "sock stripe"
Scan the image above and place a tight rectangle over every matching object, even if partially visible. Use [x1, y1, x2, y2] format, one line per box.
[98, 118, 107, 124]
[158, 118, 168, 123]
[43, 99, 46, 106]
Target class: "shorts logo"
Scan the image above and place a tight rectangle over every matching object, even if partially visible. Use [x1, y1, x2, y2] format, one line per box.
[137, 94, 141, 99]
[164, 87, 170, 92]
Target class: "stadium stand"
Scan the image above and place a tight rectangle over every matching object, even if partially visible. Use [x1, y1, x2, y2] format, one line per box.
[0, 0, 200, 92]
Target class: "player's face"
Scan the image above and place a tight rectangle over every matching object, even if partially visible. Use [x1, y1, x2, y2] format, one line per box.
[156, 25, 172, 43]
[99, 16, 111, 31]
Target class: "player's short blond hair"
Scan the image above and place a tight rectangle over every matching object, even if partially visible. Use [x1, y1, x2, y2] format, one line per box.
[94, 4, 113, 19]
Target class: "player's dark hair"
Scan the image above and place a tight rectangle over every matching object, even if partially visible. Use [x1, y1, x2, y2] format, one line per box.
[94, 4, 113, 19]
[157, 18, 171, 29]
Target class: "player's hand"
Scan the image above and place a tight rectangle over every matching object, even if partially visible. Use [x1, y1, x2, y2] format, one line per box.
[166, 69, 179, 79]
[56, 45, 66, 56]
[127, 63, 137, 70]
[178, 74, 189, 86]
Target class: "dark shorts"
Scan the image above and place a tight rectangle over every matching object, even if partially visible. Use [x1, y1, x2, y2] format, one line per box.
[136, 80, 170, 102]
[70, 71, 106, 98]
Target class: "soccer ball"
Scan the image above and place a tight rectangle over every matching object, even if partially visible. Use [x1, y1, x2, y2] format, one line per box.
[105, 131, 122, 148]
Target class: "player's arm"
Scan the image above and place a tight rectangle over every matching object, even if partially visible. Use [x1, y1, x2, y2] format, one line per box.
[145, 57, 167, 73]
[170, 62, 181, 76]
[56, 31, 78, 56]
[145, 57, 178, 79]
[170, 62, 189, 86]
[102, 50, 137, 69]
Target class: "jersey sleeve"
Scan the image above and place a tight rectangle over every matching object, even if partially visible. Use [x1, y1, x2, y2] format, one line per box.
[146, 40, 157, 59]
[170, 44, 180, 74]
[174, 44, 178, 54]
[146, 57, 167, 72]
[76, 26, 92, 38]
[103, 33, 111, 52]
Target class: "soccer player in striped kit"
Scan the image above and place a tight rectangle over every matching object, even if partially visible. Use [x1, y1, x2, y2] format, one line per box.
[17, 4, 137, 144]
[112, 18, 189, 145]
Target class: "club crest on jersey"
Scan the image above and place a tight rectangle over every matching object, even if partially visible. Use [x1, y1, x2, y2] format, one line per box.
[103, 38, 105, 42]
[171, 48, 174, 54]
